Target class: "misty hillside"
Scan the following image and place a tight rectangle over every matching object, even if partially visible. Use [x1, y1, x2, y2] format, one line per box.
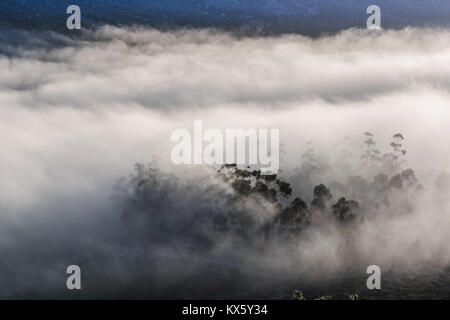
[1, 25, 450, 298]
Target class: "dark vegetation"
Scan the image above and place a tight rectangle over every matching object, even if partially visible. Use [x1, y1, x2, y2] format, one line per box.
[114, 132, 432, 246]
[110, 133, 450, 299]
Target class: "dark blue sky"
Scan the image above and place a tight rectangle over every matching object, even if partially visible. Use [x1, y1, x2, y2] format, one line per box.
[1, 1, 450, 34]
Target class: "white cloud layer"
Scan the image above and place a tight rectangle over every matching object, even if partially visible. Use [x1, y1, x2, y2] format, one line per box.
[1, 26, 450, 297]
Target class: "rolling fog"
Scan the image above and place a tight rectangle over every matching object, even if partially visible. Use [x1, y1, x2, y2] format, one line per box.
[0, 26, 449, 298]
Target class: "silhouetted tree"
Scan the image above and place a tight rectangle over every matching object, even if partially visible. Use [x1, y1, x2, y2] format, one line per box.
[332, 198, 360, 222]
[311, 184, 332, 209]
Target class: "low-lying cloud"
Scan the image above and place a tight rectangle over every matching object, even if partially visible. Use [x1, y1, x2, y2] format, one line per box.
[0, 26, 450, 298]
